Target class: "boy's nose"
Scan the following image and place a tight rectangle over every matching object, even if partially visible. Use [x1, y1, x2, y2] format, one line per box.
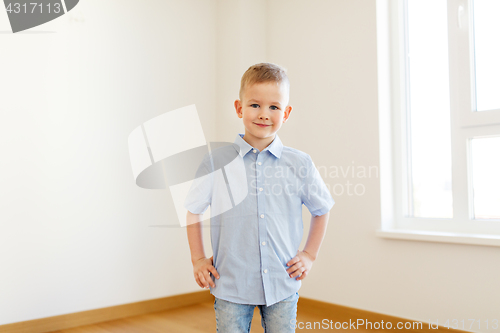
[259, 115, 269, 120]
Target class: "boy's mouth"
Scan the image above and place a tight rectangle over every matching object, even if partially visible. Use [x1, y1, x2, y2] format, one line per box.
[254, 122, 271, 127]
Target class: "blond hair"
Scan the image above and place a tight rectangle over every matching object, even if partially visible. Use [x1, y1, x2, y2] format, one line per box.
[239, 63, 290, 102]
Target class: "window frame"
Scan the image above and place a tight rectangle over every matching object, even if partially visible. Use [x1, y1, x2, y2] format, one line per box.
[376, 0, 500, 246]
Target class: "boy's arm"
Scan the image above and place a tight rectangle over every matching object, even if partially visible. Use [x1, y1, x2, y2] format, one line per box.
[186, 211, 205, 262]
[286, 211, 330, 280]
[186, 211, 220, 288]
[303, 212, 330, 260]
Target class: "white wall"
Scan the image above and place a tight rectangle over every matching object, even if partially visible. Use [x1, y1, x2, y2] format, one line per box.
[215, 0, 268, 143]
[0, 0, 217, 325]
[2, 0, 499, 330]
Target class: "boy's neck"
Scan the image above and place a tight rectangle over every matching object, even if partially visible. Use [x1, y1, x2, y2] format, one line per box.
[242, 132, 276, 152]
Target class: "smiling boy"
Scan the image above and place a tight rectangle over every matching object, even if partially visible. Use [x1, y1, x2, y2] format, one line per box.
[185, 63, 334, 333]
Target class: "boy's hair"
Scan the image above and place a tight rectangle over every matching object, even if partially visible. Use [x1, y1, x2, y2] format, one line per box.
[239, 63, 290, 103]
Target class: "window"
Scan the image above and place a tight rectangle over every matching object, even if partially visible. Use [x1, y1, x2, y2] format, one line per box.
[377, 0, 500, 245]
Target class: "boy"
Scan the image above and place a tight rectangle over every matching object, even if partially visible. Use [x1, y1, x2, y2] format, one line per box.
[185, 63, 334, 333]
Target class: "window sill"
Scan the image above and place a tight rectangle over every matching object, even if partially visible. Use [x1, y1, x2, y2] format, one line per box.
[376, 229, 500, 247]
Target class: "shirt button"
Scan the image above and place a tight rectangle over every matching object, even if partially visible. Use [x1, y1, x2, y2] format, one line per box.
[261, 241, 266, 245]
[259, 188, 263, 191]
[253, 149, 257, 153]
[264, 269, 268, 273]
[260, 214, 265, 218]
[257, 162, 262, 165]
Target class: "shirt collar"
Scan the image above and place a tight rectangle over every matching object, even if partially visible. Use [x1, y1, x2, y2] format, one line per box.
[233, 134, 283, 159]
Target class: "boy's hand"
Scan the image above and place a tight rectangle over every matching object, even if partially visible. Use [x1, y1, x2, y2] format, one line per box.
[192, 255, 220, 289]
[286, 250, 315, 281]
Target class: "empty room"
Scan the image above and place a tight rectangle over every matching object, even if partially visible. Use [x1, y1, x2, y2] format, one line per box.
[1, 0, 499, 332]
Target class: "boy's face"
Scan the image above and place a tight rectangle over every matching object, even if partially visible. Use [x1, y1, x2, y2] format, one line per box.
[234, 82, 292, 147]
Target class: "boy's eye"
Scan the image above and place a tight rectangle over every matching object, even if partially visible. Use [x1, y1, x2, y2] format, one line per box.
[249, 104, 279, 110]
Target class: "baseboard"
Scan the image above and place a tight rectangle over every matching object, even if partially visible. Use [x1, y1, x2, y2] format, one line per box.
[0, 291, 469, 333]
[0, 290, 214, 333]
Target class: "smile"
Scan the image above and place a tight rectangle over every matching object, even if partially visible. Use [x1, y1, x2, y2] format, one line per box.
[254, 123, 271, 127]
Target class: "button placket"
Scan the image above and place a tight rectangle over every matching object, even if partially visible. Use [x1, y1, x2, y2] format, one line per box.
[256, 154, 269, 291]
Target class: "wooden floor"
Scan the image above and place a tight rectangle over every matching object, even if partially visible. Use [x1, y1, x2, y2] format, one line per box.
[49, 299, 373, 333]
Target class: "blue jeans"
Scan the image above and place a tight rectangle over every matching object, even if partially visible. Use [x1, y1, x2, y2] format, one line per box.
[214, 292, 299, 333]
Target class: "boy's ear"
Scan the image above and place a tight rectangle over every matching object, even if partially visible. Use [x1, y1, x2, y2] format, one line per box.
[283, 105, 292, 123]
[234, 100, 243, 118]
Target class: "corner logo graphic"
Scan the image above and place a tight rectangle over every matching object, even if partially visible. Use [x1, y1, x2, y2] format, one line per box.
[3, 0, 79, 33]
[128, 105, 249, 227]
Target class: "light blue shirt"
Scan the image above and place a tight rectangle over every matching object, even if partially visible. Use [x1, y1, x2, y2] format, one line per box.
[185, 134, 334, 306]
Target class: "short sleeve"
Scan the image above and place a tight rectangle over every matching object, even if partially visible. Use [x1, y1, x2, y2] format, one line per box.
[183, 153, 213, 215]
[300, 155, 335, 216]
